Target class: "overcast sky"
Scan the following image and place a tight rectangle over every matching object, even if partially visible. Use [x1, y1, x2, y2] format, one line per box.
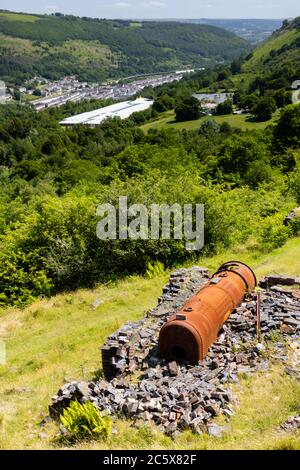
[1, 1, 299, 19]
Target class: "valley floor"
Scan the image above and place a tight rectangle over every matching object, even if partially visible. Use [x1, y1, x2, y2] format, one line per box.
[0, 237, 300, 449]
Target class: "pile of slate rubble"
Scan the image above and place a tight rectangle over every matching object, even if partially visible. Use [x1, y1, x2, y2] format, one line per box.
[49, 268, 300, 437]
[281, 415, 300, 433]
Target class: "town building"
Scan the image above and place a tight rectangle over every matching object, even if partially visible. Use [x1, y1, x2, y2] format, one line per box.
[59, 97, 153, 127]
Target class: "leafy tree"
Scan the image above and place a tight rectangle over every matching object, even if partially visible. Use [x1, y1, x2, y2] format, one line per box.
[217, 134, 270, 185]
[239, 94, 259, 112]
[274, 105, 300, 148]
[13, 89, 21, 101]
[230, 59, 242, 75]
[273, 89, 292, 108]
[281, 19, 290, 29]
[175, 97, 202, 122]
[199, 119, 220, 138]
[215, 99, 233, 115]
[33, 88, 42, 96]
[244, 160, 274, 188]
[153, 95, 174, 113]
[11, 161, 45, 181]
[217, 67, 231, 81]
[251, 96, 277, 121]
[288, 156, 300, 204]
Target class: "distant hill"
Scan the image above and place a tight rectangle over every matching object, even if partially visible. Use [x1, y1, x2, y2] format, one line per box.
[0, 10, 250, 85]
[173, 19, 283, 44]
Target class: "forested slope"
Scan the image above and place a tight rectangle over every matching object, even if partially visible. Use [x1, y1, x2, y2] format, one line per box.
[0, 10, 250, 85]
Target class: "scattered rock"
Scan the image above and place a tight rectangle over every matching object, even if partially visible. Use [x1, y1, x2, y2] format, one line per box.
[49, 267, 300, 437]
[91, 298, 103, 309]
[254, 343, 265, 354]
[259, 274, 300, 289]
[76, 382, 91, 398]
[284, 367, 300, 381]
[168, 361, 179, 377]
[281, 415, 300, 432]
[281, 324, 295, 335]
[284, 208, 300, 226]
[207, 424, 229, 438]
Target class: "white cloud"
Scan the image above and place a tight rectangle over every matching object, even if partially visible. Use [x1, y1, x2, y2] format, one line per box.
[46, 4, 59, 12]
[115, 2, 131, 7]
[143, 1, 167, 7]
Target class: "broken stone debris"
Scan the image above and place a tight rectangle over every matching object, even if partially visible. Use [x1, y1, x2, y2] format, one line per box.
[281, 415, 300, 433]
[49, 270, 300, 438]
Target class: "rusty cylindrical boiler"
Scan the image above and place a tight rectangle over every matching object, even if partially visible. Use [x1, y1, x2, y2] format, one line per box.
[159, 261, 257, 364]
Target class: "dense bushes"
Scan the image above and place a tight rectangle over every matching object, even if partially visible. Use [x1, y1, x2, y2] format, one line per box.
[288, 153, 300, 204]
[0, 176, 294, 306]
[216, 133, 272, 186]
[0, 101, 299, 306]
[274, 105, 300, 149]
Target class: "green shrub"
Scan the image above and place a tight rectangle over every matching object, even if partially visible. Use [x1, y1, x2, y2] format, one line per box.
[274, 104, 300, 149]
[288, 155, 300, 203]
[259, 213, 291, 252]
[145, 261, 165, 279]
[0, 103, 298, 308]
[60, 400, 111, 442]
[289, 216, 300, 236]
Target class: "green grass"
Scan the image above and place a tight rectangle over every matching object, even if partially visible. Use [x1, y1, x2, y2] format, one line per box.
[0, 33, 37, 54]
[243, 29, 300, 72]
[23, 94, 40, 103]
[52, 40, 115, 69]
[197, 236, 300, 280]
[0, 237, 300, 449]
[0, 12, 39, 22]
[130, 22, 142, 28]
[141, 110, 279, 133]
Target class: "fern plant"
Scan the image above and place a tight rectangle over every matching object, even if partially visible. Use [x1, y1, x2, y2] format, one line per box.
[60, 400, 111, 441]
[145, 261, 165, 279]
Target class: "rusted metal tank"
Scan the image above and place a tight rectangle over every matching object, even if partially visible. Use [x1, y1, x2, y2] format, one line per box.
[158, 261, 256, 364]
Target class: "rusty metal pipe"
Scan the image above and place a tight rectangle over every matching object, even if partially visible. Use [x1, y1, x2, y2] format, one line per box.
[158, 261, 256, 364]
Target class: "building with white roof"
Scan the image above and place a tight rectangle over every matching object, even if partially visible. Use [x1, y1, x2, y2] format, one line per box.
[60, 97, 153, 127]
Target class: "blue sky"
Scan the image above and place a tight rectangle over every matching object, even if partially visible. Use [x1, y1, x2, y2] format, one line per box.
[1, 0, 299, 19]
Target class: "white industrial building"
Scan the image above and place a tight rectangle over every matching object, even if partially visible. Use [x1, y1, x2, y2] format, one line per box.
[60, 97, 153, 126]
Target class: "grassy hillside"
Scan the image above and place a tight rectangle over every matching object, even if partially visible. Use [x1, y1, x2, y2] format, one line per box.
[0, 10, 249, 85]
[141, 110, 280, 133]
[0, 11, 39, 22]
[241, 17, 300, 81]
[0, 237, 300, 450]
[243, 29, 299, 72]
